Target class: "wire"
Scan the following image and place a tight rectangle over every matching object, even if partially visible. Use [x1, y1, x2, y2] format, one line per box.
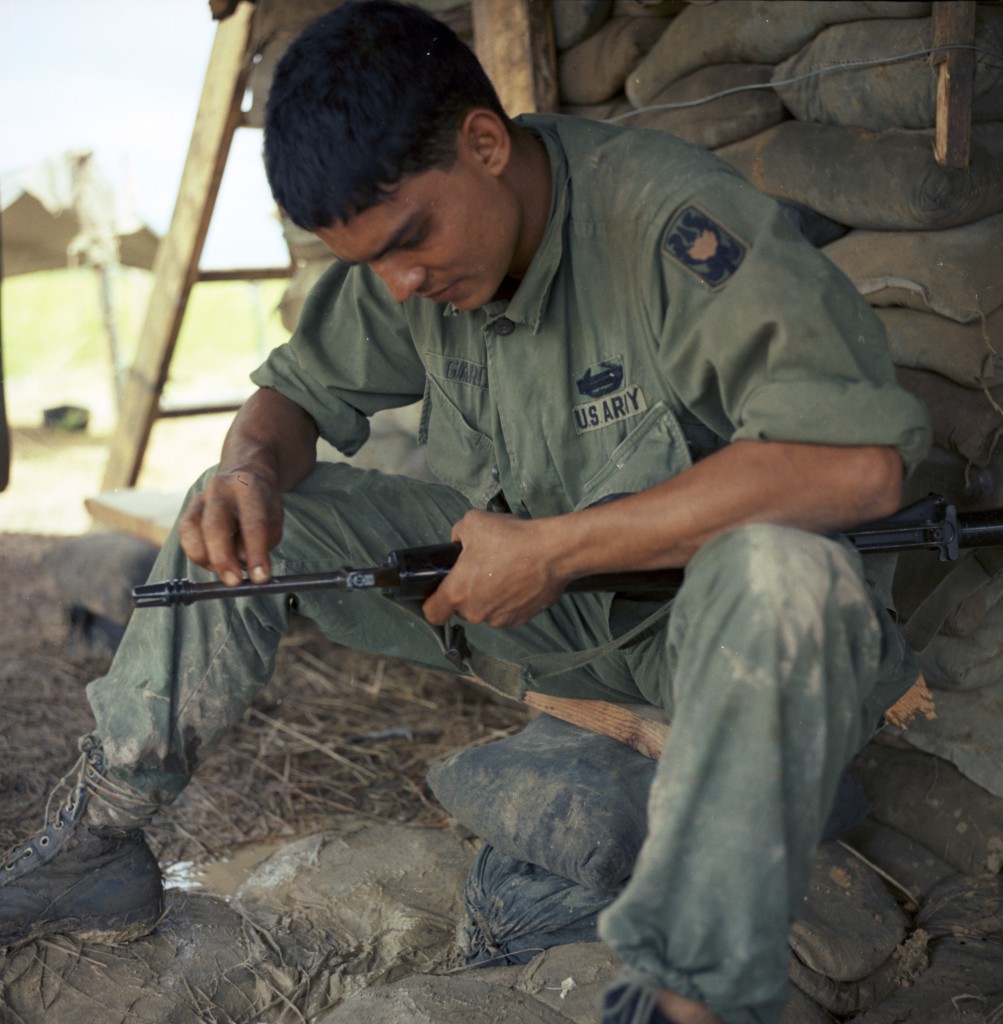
[606, 43, 1003, 123]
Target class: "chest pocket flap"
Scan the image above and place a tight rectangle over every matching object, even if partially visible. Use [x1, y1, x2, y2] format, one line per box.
[574, 401, 693, 512]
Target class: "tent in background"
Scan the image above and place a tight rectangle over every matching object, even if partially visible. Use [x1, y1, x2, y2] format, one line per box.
[0, 152, 162, 484]
[1, 150, 159, 277]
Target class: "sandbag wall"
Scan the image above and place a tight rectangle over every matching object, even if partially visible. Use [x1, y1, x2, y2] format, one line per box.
[557, 0, 1003, 693]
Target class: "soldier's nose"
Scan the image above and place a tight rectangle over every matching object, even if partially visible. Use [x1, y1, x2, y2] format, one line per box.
[379, 262, 426, 302]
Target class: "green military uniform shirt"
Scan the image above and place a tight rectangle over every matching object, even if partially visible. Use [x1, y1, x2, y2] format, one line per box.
[252, 114, 931, 515]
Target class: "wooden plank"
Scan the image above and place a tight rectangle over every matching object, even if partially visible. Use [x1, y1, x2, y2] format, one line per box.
[101, 2, 255, 491]
[518, 673, 933, 762]
[524, 692, 670, 759]
[471, 0, 558, 116]
[86, 490, 185, 547]
[932, 1, 976, 170]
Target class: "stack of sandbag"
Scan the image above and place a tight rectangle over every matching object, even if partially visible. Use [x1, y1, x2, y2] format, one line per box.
[733, 4, 1003, 772]
[425, 714, 1003, 1021]
[555, 0, 791, 149]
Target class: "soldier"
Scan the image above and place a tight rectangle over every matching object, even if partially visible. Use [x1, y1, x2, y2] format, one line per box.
[0, 3, 931, 1022]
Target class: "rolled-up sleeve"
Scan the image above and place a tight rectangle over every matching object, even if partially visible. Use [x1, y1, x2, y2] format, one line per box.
[250, 261, 427, 456]
[651, 180, 932, 475]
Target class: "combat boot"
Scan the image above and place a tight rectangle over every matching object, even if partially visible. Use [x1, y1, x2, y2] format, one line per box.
[0, 742, 164, 950]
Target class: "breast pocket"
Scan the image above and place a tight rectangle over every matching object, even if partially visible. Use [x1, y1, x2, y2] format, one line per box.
[418, 375, 502, 509]
[574, 401, 693, 511]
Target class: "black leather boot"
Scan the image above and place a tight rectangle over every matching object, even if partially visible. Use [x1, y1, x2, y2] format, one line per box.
[0, 745, 163, 949]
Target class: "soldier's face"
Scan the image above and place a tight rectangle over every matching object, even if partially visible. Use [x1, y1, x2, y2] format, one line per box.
[315, 140, 522, 311]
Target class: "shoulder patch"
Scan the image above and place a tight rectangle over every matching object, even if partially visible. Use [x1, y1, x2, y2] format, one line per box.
[662, 204, 747, 289]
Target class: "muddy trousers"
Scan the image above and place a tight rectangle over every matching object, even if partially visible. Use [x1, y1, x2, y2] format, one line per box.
[85, 462, 916, 1024]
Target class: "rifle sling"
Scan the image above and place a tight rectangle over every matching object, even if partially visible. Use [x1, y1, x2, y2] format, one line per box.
[446, 600, 677, 702]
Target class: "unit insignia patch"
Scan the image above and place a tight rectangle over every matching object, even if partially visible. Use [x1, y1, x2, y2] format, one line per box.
[663, 205, 746, 289]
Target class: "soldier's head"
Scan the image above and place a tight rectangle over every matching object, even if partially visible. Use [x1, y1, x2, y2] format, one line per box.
[264, 0, 548, 310]
[264, 0, 512, 230]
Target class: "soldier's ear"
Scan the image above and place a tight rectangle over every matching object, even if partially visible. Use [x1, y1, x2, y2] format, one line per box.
[459, 109, 511, 177]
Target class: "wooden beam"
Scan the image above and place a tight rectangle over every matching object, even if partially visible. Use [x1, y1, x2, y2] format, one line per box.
[197, 266, 292, 283]
[86, 489, 184, 547]
[101, 2, 254, 492]
[516, 673, 931, 763]
[471, 0, 558, 116]
[524, 692, 670, 759]
[932, 1, 976, 170]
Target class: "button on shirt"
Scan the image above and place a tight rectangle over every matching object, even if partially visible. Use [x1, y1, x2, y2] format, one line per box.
[252, 115, 931, 519]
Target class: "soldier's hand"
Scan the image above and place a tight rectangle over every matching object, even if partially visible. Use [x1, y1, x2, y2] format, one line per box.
[177, 469, 284, 586]
[422, 510, 567, 628]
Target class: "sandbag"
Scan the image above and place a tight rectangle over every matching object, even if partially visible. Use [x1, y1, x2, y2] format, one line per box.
[625, 1, 930, 107]
[427, 714, 869, 893]
[790, 842, 909, 984]
[0, 891, 315, 1024]
[823, 213, 1003, 324]
[899, 445, 1003, 516]
[773, 10, 1003, 130]
[842, 819, 955, 906]
[894, 539, 1003, 639]
[777, 200, 849, 248]
[895, 366, 1003, 468]
[461, 844, 615, 966]
[718, 122, 1003, 231]
[852, 740, 1003, 875]
[317, 972, 576, 1024]
[43, 532, 160, 649]
[781, 988, 838, 1024]
[848, 876, 1003, 1024]
[561, 98, 633, 122]
[919, 594, 1003, 691]
[896, 675, 1003, 797]
[559, 15, 669, 105]
[426, 714, 655, 891]
[614, 0, 684, 16]
[876, 307, 1003, 389]
[789, 929, 930, 1019]
[235, 823, 473, 1002]
[620, 63, 788, 150]
[552, 0, 612, 51]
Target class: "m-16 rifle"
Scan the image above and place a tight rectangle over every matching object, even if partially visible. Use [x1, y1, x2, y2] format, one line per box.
[133, 494, 1003, 609]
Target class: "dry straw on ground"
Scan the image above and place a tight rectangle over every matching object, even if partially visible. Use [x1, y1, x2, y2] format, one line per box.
[0, 533, 529, 866]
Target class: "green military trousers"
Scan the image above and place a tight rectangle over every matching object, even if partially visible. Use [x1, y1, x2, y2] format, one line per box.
[86, 461, 917, 1024]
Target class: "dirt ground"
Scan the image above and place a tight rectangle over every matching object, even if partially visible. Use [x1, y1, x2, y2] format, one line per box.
[0, 421, 529, 866]
[4, 422, 1003, 1024]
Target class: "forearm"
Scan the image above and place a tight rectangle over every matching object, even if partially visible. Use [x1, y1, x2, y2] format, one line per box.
[219, 387, 320, 493]
[545, 440, 904, 581]
[427, 439, 903, 629]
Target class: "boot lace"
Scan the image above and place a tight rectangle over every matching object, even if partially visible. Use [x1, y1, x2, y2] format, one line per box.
[2, 737, 152, 874]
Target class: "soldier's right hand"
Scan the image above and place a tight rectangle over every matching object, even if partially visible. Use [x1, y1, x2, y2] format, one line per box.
[177, 468, 284, 587]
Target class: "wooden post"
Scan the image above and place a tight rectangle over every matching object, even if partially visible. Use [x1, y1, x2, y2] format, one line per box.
[101, 2, 254, 492]
[471, 0, 559, 117]
[932, 1, 976, 170]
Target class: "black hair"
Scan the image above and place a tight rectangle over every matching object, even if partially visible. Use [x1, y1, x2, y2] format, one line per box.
[263, 0, 511, 230]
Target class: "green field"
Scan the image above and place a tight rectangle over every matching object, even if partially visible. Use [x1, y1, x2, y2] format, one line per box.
[2, 266, 291, 430]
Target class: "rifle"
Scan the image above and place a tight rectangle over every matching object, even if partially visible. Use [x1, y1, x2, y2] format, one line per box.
[133, 494, 1003, 609]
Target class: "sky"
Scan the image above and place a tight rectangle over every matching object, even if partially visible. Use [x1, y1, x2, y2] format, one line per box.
[0, 0, 288, 268]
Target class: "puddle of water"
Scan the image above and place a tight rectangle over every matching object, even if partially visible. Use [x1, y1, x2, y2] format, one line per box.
[163, 838, 286, 898]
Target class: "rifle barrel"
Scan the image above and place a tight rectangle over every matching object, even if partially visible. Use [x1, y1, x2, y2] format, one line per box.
[958, 507, 1003, 549]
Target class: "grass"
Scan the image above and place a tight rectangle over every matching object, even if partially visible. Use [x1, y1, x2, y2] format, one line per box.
[0, 266, 297, 529]
[2, 266, 291, 432]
